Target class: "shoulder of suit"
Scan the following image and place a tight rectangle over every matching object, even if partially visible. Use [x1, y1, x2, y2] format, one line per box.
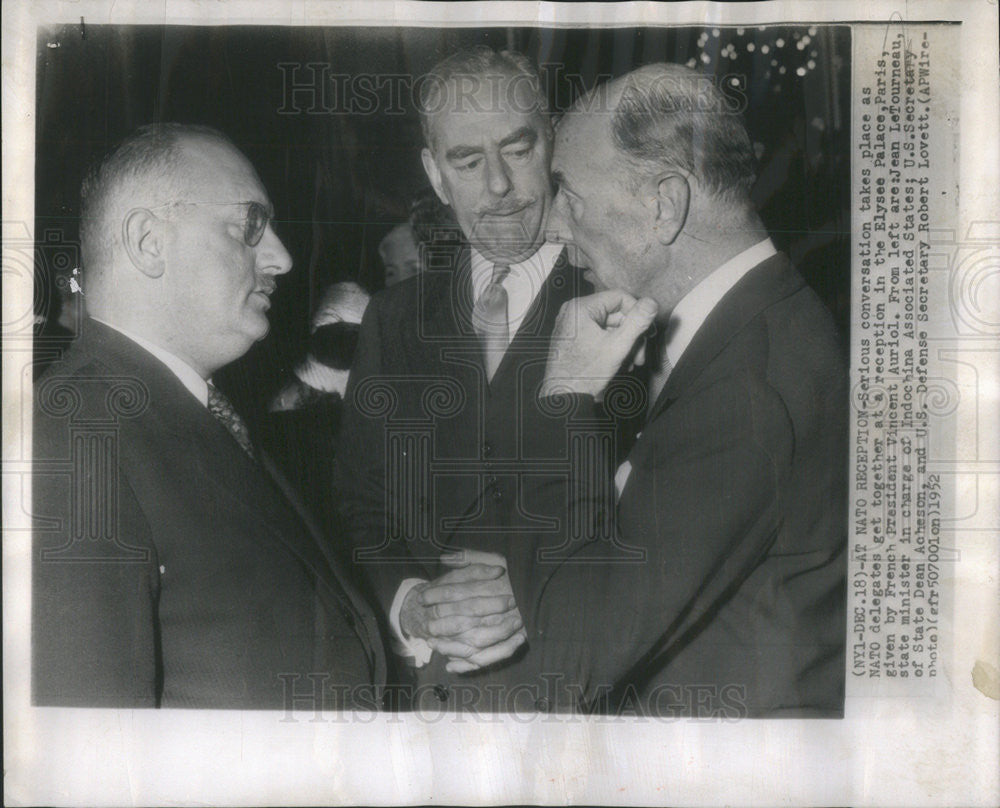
[35, 345, 115, 397]
[762, 272, 843, 355]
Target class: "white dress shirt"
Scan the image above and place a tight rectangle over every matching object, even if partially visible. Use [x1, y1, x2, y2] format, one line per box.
[90, 317, 210, 407]
[664, 238, 777, 370]
[469, 241, 564, 343]
[390, 240, 565, 665]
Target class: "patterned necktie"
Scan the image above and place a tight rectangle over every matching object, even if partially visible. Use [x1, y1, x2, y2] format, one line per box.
[472, 263, 510, 382]
[207, 382, 255, 459]
[647, 355, 673, 417]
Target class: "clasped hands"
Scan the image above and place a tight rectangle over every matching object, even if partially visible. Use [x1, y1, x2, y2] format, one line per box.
[399, 549, 528, 674]
[398, 290, 657, 673]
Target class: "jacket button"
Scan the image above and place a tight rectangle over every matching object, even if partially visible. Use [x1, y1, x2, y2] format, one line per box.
[433, 684, 449, 702]
[535, 698, 550, 712]
[482, 442, 493, 457]
[492, 488, 503, 501]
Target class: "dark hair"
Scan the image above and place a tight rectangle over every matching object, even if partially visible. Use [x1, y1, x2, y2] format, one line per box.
[79, 123, 235, 272]
[604, 64, 757, 201]
[417, 46, 550, 150]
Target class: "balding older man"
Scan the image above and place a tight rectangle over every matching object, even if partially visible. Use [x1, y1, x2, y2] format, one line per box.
[534, 63, 848, 716]
[32, 123, 385, 708]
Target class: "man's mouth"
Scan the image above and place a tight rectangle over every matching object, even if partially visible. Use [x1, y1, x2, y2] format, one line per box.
[251, 284, 276, 306]
[479, 201, 532, 218]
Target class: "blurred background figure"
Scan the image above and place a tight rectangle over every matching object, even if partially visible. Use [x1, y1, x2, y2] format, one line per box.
[270, 280, 369, 410]
[407, 184, 461, 252]
[264, 280, 370, 527]
[378, 223, 421, 287]
[376, 186, 462, 288]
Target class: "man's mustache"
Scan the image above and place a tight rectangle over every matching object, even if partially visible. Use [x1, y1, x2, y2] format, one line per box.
[475, 198, 534, 217]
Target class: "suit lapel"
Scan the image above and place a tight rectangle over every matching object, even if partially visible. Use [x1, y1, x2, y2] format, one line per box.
[419, 245, 486, 384]
[491, 247, 592, 387]
[514, 246, 590, 340]
[421, 243, 475, 340]
[260, 450, 385, 682]
[81, 322, 319, 565]
[73, 319, 384, 678]
[424, 244, 592, 388]
[646, 253, 805, 423]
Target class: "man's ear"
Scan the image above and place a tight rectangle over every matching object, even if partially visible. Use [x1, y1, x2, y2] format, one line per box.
[121, 208, 166, 279]
[652, 174, 690, 245]
[421, 148, 450, 207]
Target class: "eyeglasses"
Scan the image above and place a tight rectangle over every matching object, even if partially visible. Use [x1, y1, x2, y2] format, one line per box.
[148, 200, 273, 246]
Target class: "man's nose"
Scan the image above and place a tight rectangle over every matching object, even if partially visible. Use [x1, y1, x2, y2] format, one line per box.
[544, 194, 573, 244]
[256, 224, 293, 275]
[484, 153, 512, 198]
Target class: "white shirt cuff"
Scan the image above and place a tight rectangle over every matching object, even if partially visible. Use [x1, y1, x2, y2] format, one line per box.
[294, 357, 349, 395]
[389, 578, 433, 667]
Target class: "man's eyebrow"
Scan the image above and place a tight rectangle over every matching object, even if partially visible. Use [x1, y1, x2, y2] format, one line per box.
[444, 127, 537, 162]
[445, 144, 483, 162]
[498, 126, 537, 149]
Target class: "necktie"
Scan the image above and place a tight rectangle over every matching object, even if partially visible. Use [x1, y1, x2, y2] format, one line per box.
[647, 355, 673, 417]
[472, 263, 510, 383]
[207, 382, 255, 459]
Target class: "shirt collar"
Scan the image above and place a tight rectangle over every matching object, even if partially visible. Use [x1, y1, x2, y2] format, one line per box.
[665, 238, 777, 370]
[89, 317, 210, 407]
[469, 241, 563, 301]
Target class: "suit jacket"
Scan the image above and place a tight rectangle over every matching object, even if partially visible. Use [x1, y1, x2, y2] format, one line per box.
[32, 319, 386, 709]
[336, 244, 640, 711]
[534, 252, 848, 716]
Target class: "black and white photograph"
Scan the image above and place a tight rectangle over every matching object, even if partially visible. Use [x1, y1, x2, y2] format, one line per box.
[3, 1, 998, 805]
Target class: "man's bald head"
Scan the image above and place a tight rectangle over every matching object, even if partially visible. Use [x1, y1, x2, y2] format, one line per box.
[76, 123, 293, 377]
[550, 63, 764, 306]
[79, 123, 237, 291]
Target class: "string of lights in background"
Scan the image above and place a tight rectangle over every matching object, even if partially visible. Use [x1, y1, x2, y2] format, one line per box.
[686, 26, 824, 88]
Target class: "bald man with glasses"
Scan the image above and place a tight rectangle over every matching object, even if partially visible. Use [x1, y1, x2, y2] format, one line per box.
[32, 123, 386, 709]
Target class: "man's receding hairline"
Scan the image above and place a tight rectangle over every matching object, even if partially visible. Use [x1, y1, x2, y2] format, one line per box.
[173, 131, 250, 171]
[420, 58, 551, 151]
[169, 132, 265, 202]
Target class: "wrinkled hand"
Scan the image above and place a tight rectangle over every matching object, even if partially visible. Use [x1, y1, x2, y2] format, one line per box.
[540, 289, 658, 399]
[399, 550, 527, 674]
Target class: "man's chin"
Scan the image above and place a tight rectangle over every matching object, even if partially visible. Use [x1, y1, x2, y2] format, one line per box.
[477, 246, 538, 264]
[468, 217, 545, 264]
[242, 312, 271, 344]
[472, 234, 545, 265]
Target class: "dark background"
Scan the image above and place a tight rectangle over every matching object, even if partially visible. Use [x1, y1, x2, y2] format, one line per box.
[34, 23, 851, 421]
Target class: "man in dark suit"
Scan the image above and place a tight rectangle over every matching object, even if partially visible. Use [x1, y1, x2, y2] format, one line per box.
[336, 48, 637, 711]
[32, 123, 386, 709]
[500, 63, 846, 716]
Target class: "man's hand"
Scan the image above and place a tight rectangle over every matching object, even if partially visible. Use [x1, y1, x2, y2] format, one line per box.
[398, 550, 527, 673]
[540, 290, 658, 399]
